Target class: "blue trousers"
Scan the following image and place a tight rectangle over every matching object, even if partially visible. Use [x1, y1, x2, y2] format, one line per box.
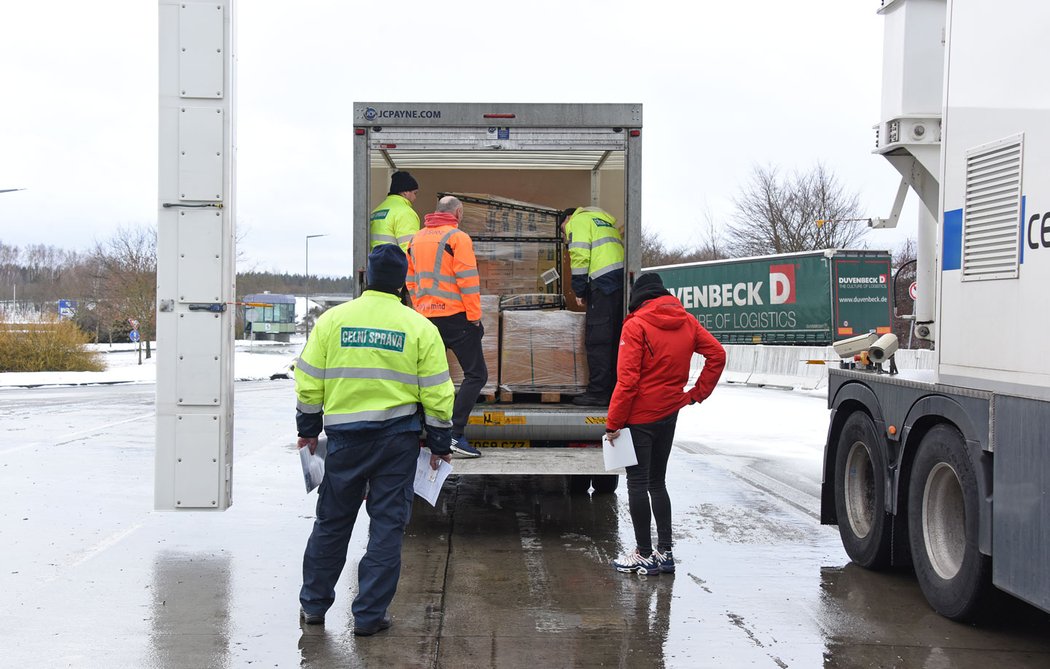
[299, 430, 418, 628]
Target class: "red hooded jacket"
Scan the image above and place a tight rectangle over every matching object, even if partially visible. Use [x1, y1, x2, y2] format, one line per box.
[606, 294, 726, 431]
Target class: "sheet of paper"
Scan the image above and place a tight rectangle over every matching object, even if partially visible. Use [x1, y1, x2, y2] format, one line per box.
[413, 448, 453, 506]
[299, 440, 327, 493]
[602, 428, 638, 471]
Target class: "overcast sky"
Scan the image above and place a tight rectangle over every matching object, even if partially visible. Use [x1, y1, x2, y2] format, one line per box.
[0, 1, 917, 278]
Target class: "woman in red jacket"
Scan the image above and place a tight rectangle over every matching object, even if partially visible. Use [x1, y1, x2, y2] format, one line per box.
[607, 273, 726, 575]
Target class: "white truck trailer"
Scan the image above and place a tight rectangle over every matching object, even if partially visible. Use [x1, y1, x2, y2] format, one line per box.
[822, 0, 1050, 620]
[352, 103, 643, 491]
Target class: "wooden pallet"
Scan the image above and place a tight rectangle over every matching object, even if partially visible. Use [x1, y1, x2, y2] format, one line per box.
[498, 390, 576, 404]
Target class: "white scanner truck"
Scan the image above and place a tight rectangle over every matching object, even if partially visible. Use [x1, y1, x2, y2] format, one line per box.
[822, 0, 1050, 620]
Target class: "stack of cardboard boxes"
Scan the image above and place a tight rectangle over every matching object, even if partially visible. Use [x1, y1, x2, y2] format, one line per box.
[437, 193, 589, 398]
[499, 310, 588, 395]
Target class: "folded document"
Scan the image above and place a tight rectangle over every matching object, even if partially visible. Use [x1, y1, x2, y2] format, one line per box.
[414, 448, 453, 506]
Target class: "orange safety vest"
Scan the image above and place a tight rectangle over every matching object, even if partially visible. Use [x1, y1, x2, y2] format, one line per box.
[406, 212, 482, 321]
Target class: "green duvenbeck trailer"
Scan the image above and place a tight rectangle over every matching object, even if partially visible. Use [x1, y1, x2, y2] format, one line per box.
[647, 249, 894, 345]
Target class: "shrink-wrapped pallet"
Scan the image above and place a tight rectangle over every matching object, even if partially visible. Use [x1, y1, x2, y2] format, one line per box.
[499, 310, 588, 394]
[439, 193, 563, 296]
[445, 193, 561, 239]
[446, 295, 499, 395]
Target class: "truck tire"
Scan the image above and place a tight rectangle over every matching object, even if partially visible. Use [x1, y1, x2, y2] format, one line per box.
[834, 411, 892, 569]
[592, 475, 619, 494]
[568, 474, 592, 495]
[907, 424, 991, 621]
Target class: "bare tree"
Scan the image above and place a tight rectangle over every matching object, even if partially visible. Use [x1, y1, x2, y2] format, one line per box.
[93, 226, 157, 359]
[726, 164, 868, 257]
[641, 215, 729, 269]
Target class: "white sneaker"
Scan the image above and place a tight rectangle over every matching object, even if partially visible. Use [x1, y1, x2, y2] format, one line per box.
[611, 549, 658, 574]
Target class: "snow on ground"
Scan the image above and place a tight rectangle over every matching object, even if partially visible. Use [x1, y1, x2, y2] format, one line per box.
[0, 338, 302, 388]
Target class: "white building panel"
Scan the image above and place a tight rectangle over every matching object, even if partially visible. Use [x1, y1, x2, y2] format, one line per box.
[178, 106, 224, 201]
[174, 414, 222, 508]
[176, 313, 222, 406]
[178, 3, 224, 99]
[177, 209, 223, 302]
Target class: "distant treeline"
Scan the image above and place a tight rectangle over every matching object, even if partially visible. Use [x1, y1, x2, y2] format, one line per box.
[0, 234, 350, 345]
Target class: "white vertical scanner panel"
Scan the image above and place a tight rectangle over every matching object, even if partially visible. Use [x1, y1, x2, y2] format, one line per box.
[176, 312, 222, 405]
[177, 209, 223, 302]
[179, 107, 224, 201]
[174, 414, 222, 508]
[179, 3, 224, 98]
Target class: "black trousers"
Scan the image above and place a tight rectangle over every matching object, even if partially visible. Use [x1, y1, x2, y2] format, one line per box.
[625, 411, 679, 554]
[431, 312, 488, 435]
[584, 287, 624, 397]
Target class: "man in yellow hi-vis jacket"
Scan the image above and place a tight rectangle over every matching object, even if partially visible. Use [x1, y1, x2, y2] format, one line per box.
[295, 244, 454, 636]
[369, 171, 420, 251]
[561, 206, 625, 406]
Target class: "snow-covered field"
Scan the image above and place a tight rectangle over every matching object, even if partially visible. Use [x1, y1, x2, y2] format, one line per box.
[0, 339, 300, 388]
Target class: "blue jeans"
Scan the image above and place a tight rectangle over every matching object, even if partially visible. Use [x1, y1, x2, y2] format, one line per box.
[299, 430, 418, 627]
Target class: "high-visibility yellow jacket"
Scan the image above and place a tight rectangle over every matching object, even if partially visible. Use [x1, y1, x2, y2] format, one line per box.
[295, 290, 454, 452]
[405, 212, 482, 321]
[370, 194, 420, 251]
[565, 207, 625, 296]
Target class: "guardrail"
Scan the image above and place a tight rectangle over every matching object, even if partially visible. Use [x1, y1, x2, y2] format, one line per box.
[692, 344, 936, 390]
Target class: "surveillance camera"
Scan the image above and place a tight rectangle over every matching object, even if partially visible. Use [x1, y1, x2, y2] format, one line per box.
[869, 333, 899, 364]
[833, 332, 878, 358]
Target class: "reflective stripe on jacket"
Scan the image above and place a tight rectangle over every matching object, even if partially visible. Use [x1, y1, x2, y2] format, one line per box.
[294, 290, 454, 434]
[565, 207, 625, 296]
[370, 194, 420, 251]
[405, 212, 482, 321]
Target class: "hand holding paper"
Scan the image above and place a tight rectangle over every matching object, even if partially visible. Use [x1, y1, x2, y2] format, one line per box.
[602, 427, 637, 470]
[414, 448, 453, 506]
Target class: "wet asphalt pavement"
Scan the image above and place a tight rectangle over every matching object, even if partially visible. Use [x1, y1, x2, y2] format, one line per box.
[1, 381, 1048, 668]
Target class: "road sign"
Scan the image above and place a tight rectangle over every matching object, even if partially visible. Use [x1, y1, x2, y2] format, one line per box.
[58, 299, 77, 319]
[129, 329, 140, 343]
[909, 282, 918, 301]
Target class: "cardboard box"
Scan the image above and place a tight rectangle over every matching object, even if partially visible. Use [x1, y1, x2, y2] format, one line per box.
[439, 193, 564, 296]
[446, 295, 499, 395]
[442, 193, 562, 239]
[499, 310, 588, 394]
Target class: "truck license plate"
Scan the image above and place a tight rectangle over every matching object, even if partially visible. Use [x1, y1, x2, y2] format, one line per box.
[474, 440, 530, 448]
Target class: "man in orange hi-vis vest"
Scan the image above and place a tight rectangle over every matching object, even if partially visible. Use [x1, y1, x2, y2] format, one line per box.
[406, 195, 487, 458]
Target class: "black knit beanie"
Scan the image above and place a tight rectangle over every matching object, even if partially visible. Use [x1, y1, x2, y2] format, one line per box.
[366, 244, 408, 293]
[629, 272, 669, 312]
[389, 171, 419, 195]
